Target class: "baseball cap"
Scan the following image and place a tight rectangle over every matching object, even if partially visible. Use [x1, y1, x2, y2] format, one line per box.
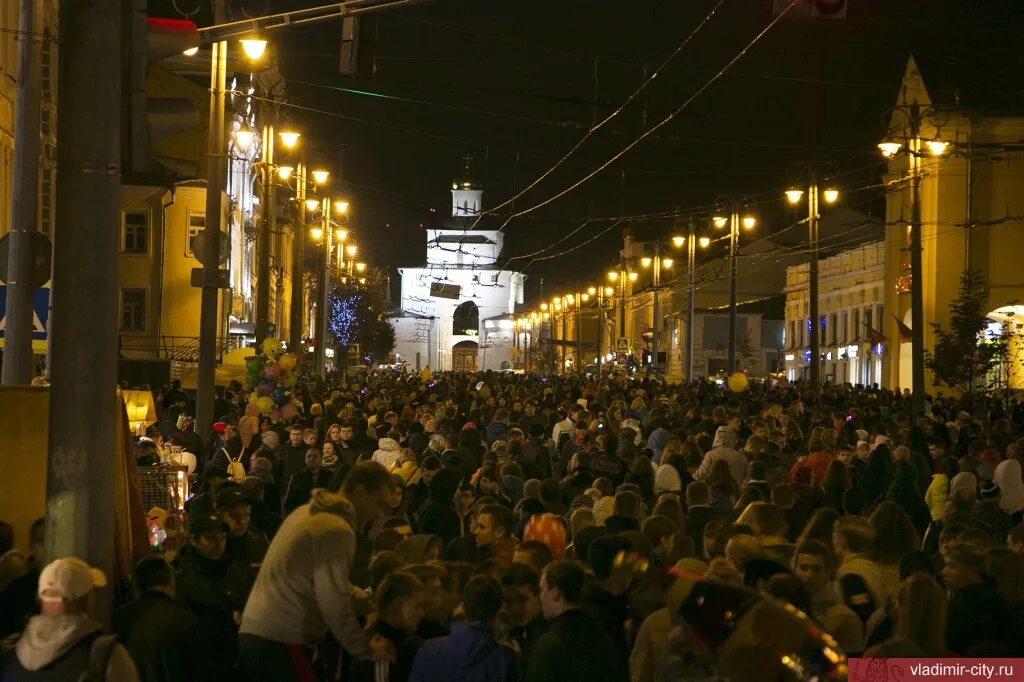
[215, 487, 250, 512]
[188, 513, 229, 536]
[38, 557, 107, 604]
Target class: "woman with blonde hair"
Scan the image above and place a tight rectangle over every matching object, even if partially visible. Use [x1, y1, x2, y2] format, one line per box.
[892, 574, 947, 656]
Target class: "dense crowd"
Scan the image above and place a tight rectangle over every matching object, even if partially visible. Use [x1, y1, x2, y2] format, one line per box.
[2, 372, 1024, 681]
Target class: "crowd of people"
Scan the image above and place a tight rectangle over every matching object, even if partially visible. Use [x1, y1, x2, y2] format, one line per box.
[2, 371, 1024, 681]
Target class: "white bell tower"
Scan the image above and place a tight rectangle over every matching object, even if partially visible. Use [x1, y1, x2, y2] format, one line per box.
[451, 153, 483, 219]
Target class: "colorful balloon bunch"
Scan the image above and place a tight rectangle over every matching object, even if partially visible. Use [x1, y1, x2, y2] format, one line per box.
[246, 337, 301, 420]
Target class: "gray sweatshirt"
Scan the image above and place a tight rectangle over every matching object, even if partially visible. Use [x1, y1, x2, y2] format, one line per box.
[239, 489, 370, 656]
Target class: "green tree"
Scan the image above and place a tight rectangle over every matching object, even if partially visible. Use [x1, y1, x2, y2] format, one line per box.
[326, 265, 396, 366]
[925, 270, 1004, 395]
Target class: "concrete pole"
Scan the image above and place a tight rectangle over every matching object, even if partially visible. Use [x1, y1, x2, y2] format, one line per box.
[196, 0, 228, 444]
[2, 0, 44, 386]
[909, 106, 926, 417]
[685, 220, 695, 383]
[45, 0, 120, 621]
[596, 293, 603, 379]
[289, 159, 306, 360]
[651, 243, 660, 376]
[254, 105, 274, 348]
[727, 204, 739, 375]
[315, 199, 332, 379]
[809, 179, 822, 395]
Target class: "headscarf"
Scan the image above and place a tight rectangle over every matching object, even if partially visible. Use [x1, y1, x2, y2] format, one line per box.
[648, 428, 672, 464]
[655, 464, 682, 495]
[993, 459, 1024, 515]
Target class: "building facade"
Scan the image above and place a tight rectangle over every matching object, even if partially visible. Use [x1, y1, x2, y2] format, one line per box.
[784, 241, 886, 386]
[391, 166, 525, 372]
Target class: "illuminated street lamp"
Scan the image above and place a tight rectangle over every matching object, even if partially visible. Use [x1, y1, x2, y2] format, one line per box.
[279, 130, 300, 148]
[240, 37, 268, 60]
[311, 169, 330, 185]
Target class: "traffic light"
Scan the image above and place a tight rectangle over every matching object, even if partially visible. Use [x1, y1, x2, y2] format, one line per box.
[340, 15, 378, 77]
[123, 0, 201, 182]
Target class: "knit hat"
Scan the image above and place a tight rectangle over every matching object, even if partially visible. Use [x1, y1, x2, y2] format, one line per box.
[979, 480, 1000, 501]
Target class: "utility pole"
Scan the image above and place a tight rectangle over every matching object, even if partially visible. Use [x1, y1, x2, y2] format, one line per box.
[808, 176, 822, 395]
[685, 218, 696, 383]
[908, 105, 926, 417]
[289, 157, 307, 361]
[196, 0, 228, 444]
[727, 199, 739, 375]
[651, 242, 661, 377]
[2, 0, 44, 386]
[45, 0, 120, 618]
[254, 100, 275, 349]
[314, 199, 333, 379]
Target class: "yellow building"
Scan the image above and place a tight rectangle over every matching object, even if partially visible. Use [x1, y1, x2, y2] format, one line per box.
[882, 56, 1024, 393]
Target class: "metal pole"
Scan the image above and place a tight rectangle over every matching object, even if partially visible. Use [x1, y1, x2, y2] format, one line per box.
[2, 0, 44, 385]
[196, 0, 228, 445]
[289, 159, 306, 360]
[808, 178, 821, 395]
[561, 308, 567, 376]
[727, 204, 738, 375]
[596, 293, 603, 379]
[909, 107, 926, 417]
[45, 0, 120, 620]
[686, 219, 695, 383]
[651, 243, 660, 376]
[255, 112, 274, 348]
[316, 199, 332, 379]
[575, 294, 581, 375]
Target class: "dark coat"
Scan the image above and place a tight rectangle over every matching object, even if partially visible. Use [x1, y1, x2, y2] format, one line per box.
[113, 590, 213, 682]
[525, 609, 622, 682]
[172, 545, 239, 678]
[350, 620, 422, 682]
[946, 579, 1021, 655]
[684, 505, 715, 558]
[410, 621, 519, 682]
[283, 468, 332, 515]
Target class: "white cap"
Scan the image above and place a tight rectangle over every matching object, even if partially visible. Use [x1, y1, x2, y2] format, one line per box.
[38, 557, 107, 604]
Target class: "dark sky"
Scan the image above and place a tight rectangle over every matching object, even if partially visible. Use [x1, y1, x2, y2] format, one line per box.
[154, 0, 1024, 300]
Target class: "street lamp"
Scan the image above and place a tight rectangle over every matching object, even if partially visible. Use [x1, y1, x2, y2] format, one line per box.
[240, 37, 268, 60]
[232, 121, 255, 154]
[878, 100, 949, 416]
[334, 200, 350, 214]
[277, 165, 294, 180]
[311, 169, 330, 185]
[713, 197, 758, 374]
[785, 174, 839, 394]
[279, 130, 300, 149]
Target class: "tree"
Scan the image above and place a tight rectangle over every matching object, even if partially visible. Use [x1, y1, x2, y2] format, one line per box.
[925, 270, 1004, 395]
[326, 265, 396, 366]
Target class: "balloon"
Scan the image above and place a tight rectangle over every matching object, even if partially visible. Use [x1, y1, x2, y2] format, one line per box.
[269, 409, 281, 422]
[261, 337, 282, 355]
[274, 388, 288, 406]
[257, 379, 275, 397]
[278, 352, 297, 371]
[280, 403, 299, 421]
[727, 371, 750, 393]
[264, 362, 282, 381]
[256, 396, 274, 415]
[248, 392, 258, 404]
[282, 372, 297, 388]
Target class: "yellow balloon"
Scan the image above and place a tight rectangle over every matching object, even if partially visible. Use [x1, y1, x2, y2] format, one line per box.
[278, 352, 297, 371]
[256, 396, 275, 415]
[727, 371, 750, 393]
[261, 337, 282, 355]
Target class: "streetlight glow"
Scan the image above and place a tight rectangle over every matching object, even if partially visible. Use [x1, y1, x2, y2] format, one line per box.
[713, 215, 728, 229]
[785, 189, 804, 205]
[587, 286, 597, 295]
[355, 262, 366, 272]
[335, 229, 348, 240]
[182, 46, 199, 57]
[232, 123, 255, 153]
[604, 286, 614, 296]
[334, 200, 349, 214]
[540, 302, 548, 311]
[823, 188, 840, 204]
[565, 294, 574, 304]
[628, 272, 638, 282]
[279, 131, 300, 148]
[926, 139, 948, 156]
[742, 215, 757, 230]
[277, 165, 294, 180]
[581, 293, 590, 302]
[699, 236, 711, 248]
[312, 169, 330, 184]
[305, 198, 320, 211]
[878, 140, 902, 157]
[346, 245, 357, 257]
[240, 38, 268, 61]
[310, 227, 323, 240]
[607, 271, 619, 282]
[641, 257, 652, 268]
[662, 258, 674, 268]
[672, 235, 685, 247]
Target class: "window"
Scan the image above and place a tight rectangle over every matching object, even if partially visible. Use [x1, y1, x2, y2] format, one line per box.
[121, 288, 147, 331]
[853, 308, 861, 342]
[841, 311, 849, 344]
[186, 211, 205, 257]
[122, 211, 149, 253]
[788, 320, 796, 349]
[864, 307, 873, 336]
[830, 314, 838, 345]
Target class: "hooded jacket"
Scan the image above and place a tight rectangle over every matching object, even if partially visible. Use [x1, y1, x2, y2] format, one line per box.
[5, 613, 138, 681]
[693, 427, 745, 486]
[409, 621, 518, 682]
[994, 459, 1024, 516]
[372, 438, 402, 471]
[924, 472, 949, 521]
[654, 465, 682, 496]
[239, 489, 370, 656]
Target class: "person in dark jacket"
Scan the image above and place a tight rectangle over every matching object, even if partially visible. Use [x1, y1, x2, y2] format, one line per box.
[113, 556, 212, 682]
[238, 477, 282, 539]
[499, 564, 547, 675]
[942, 543, 1020, 655]
[886, 461, 933, 536]
[527, 560, 621, 682]
[350, 573, 425, 682]
[580, 536, 632, 679]
[416, 468, 462, 546]
[283, 448, 332, 515]
[410, 575, 519, 682]
[172, 514, 240, 680]
[274, 425, 310, 495]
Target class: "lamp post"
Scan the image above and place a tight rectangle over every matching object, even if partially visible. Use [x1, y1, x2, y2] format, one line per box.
[586, 285, 615, 378]
[197, 25, 266, 442]
[673, 218, 712, 383]
[711, 200, 757, 375]
[606, 267, 638, 362]
[879, 102, 947, 417]
[786, 175, 839, 395]
[640, 244, 678, 377]
[254, 108, 276, 349]
[312, 196, 332, 378]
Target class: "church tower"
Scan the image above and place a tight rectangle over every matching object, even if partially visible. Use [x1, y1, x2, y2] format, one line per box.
[450, 153, 483, 220]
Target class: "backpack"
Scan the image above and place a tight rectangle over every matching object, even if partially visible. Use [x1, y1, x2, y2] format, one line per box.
[223, 448, 246, 481]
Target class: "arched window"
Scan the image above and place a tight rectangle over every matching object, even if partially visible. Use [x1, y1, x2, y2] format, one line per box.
[452, 301, 479, 336]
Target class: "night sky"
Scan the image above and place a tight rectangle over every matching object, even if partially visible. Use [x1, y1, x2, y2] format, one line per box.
[153, 0, 1024, 301]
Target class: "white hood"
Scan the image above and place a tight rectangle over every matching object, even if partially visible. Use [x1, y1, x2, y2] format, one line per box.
[16, 613, 101, 671]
